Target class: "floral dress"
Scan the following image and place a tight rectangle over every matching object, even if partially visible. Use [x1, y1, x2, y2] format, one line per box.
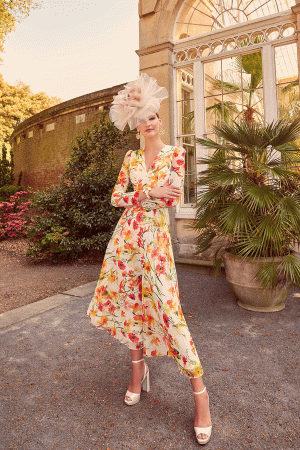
[86, 144, 203, 378]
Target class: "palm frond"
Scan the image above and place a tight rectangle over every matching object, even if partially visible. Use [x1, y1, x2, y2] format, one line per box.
[266, 118, 300, 147]
[242, 183, 278, 211]
[255, 262, 279, 288]
[281, 79, 299, 93]
[238, 215, 284, 257]
[212, 121, 267, 150]
[279, 196, 300, 232]
[192, 117, 300, 286]
[193, 228, 217, 254]
[218, 202, 254, 235]
[277, 254, 300, 288]
[212, 257, 224, 275]
[198, 155, 243, 166]
[198, 168, 244, 187]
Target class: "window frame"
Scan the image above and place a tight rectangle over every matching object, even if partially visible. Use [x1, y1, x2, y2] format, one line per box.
[173, 11, 297, 218]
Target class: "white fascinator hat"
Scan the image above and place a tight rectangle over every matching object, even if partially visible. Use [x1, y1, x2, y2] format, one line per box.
[109, 73, 168, 131]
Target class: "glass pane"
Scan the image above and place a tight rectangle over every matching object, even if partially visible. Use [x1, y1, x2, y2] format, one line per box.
[175, 0, 296, 40]
[241, 51, 263, 90]
[222, 57, 241, 93]
[179, 135, 196, 205]
[275, 43, 299, 121]
[249, 88, 264, 123]
[278, 83, 300, 121]
[177, 66, 194, 135]
[204, 50, 263, 127]
[205, 95, 223, 132]
[205, 60, 222, 96]
[178, 97, 195, 135]
[203, 132, 218, 159]
[222, 93, 242, 123]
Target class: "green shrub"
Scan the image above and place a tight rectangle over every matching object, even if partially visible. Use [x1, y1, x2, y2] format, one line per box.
[0, 184, 26, 202]
[26, 112, 128, 263]
[0, 143, 14, 187]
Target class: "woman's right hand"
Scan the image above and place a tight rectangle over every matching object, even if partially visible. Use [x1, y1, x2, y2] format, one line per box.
[150, 180, 182, 199]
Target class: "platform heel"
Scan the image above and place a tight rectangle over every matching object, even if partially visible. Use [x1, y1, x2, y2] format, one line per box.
[124, 358, 150, 406]
[193, 387, 212, 445]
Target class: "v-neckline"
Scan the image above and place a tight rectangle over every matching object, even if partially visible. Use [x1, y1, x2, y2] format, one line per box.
[142, 145, 167, 173]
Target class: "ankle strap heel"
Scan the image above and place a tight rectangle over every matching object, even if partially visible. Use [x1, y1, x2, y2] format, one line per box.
[193, 386, 206, 395]
[124, 358, 150, 406]
[193, 386, 212, 445]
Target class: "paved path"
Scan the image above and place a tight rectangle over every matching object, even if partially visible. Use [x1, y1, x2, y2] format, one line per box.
[0, 264, 299, 450]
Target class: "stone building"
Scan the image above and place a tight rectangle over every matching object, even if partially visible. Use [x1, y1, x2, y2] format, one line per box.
[10, 0, 300, 260]
[137, 0, 299, 259]
[10, 85, 139, 191]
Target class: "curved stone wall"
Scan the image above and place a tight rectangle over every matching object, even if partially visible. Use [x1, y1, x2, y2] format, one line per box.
[10, 84, 139, 191]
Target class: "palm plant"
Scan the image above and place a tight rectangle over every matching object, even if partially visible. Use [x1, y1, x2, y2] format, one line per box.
[207, 50, 263, 125]
[278, 79, 300, 121]
[190, 118, 300, 288]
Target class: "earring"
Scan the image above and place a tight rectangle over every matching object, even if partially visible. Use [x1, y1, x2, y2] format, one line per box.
[136, 130, 140, 140]
[159, 126, 165, 136]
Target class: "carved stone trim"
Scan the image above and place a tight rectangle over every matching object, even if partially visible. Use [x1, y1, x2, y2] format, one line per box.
[137, 41, 174, 56]
[174, 15, 297, 64]
[139, 0, 161, 17]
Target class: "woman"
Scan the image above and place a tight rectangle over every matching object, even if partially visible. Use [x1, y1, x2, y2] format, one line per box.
[86, 74, 212, 445]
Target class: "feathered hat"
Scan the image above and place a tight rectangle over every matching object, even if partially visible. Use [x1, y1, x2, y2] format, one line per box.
[109, 73, 168, 131]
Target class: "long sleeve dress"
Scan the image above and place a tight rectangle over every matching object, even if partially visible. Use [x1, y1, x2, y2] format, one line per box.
[86, 144, 203, 378]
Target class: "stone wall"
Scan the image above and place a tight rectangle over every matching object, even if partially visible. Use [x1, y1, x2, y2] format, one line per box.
[10, 84, 139, 191]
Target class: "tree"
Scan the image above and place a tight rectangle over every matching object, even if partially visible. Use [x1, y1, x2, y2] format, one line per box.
[26, 112, 129, 262]
[0, 74, 61, 142]
[0, 0, 42, 57]
[0, 142, 14, 187]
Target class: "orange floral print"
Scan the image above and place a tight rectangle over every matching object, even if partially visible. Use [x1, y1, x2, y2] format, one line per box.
[86, 145, 203, 378]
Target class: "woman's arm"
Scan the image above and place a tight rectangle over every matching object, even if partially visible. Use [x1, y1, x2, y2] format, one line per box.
[111, 151, 141, 208]
[141, 146, 185, 210]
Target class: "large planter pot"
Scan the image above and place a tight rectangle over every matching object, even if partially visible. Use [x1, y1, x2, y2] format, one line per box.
[222, 252, 292, 312]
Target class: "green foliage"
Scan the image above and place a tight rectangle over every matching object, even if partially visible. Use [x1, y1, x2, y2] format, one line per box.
[26, 113, 128, 263]
[0, 143, 14, 187]
[190, 118, 300, 288]
[0, 184, 26, 201]
[0, 0, 41, 56]
[0, 142, 25, 201]
[0, 75, 61, 142]
[208, 50, 263, 125]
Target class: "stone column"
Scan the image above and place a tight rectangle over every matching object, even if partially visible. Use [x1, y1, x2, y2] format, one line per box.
[137, 1, 190, 255]
[292, 1, 300, 92]
[136, 42, 174, 144]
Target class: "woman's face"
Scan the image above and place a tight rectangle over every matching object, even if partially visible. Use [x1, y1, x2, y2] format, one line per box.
[137, 114, 162, 138]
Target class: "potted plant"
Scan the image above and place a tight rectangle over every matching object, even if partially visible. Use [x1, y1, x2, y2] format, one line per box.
[190, 119, 300, 311]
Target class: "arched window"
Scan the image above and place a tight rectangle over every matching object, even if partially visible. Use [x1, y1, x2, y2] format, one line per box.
[173, 0, 298, 214]
[175, 0, 296, 40]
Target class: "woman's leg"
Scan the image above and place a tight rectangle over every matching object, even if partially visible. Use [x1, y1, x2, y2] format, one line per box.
[190, 376, 212, 440]
[125, 349, 148, 402]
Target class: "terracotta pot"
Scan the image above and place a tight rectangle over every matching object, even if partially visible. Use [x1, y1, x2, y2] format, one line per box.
[222, 252, 292, 312]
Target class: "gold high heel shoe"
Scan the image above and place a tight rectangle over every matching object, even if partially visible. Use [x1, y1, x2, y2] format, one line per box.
[194, 387, 212, 445]
[124, 358, 150, 406]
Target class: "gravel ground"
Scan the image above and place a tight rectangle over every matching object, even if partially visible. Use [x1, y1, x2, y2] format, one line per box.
[0, 239, 103, 314]
[0, 264, 299, 449]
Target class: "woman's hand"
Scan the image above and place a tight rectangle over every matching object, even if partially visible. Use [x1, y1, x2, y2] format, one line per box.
[150, 180, 182, 199]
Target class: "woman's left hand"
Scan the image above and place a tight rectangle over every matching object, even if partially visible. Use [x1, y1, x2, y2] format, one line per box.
[150, 180, 182, 199]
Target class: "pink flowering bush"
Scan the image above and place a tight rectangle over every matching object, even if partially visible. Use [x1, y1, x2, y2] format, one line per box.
[0, 191, 32, 240]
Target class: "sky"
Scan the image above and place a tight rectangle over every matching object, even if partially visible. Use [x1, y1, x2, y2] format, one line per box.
[1, 0, 140, 101]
